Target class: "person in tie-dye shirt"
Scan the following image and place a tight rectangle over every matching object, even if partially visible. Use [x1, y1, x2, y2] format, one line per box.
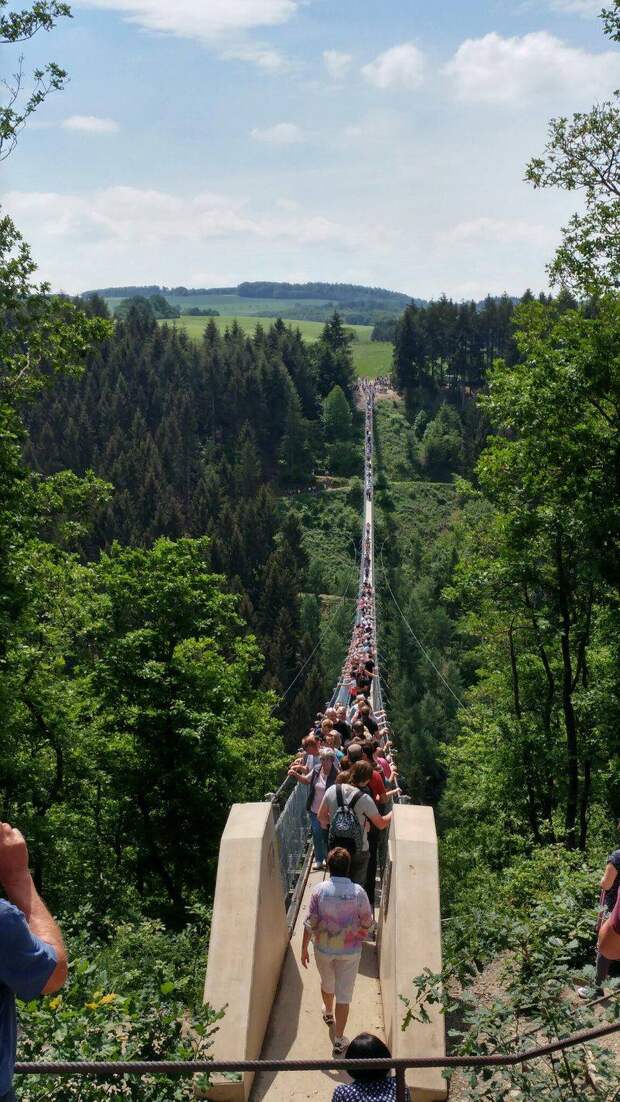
[301, 848, 373, 1057]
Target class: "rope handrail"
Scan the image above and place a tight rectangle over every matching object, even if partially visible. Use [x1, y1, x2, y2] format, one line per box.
[14, 1016, 620, 1074]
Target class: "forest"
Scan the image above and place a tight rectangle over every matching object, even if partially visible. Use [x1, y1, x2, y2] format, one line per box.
[2, 0, 620, 1098]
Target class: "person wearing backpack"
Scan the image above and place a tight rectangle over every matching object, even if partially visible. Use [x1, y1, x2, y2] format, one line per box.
[318, 762, 392, 887]
[301, 847, 374, 1056]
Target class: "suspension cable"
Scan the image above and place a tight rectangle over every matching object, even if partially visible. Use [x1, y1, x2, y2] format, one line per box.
[275, 568, 357, 707]
[379, 547, 466, 710]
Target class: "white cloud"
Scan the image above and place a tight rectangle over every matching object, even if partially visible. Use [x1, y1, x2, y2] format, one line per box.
[548, 1, 603, 14]
[437, 217, 552, 246]
[3, 186, 364, 253]
[62, 115, 119, 134]
[250, 122, 304, 144]
[443, 31, 620, 103]
[323, 49, 353, 81]
[220, 42, 290, 71]
[76, 0, 299, 40]
[75, 0, 301, 69]
[361, 42, 426, 90]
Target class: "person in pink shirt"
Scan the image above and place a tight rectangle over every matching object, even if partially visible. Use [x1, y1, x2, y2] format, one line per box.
[372, 743, 393, 783]
[301, 847, 373, 1056]
[598, 887, 620, 961]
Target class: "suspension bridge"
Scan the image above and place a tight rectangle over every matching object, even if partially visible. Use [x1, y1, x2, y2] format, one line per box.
[14, 384, 620, 1099]
[203, 384, 446, 1102]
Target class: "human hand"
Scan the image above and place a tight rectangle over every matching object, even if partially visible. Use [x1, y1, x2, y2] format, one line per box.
[301, 946, 310, 969]
[0, 822, 30, 889]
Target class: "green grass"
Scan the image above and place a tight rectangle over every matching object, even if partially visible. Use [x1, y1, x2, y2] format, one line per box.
[160, 314, 393, 378]
[106, 293, 335, 316]
[351, 341, 392, 379]
[163, 314, 342, 342]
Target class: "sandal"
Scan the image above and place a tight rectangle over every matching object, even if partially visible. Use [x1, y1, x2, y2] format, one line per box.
[322, 1010, 335, 1025]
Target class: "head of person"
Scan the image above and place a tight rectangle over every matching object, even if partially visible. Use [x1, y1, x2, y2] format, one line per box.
[345, 1033, 392, 1083]
[325, 707, 337, 722]
[347, 743, 363, 765]
[352, 721, 366, 740]
[319, 747, 336, 772]
[336, 705, 347, 721]
[360, 705, 371, 719]
[348, 761, 373, 789]
[326, 846, 351, 878]
[303, 734, 319, 755]
[361, 742, 375, 764]
[321, 718, 334, 735]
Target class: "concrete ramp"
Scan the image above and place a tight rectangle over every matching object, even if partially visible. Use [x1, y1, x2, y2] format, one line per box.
[379, 805, 446, 1101]
[204, 802, 446, 1102]
[204, 804, 289, 1102]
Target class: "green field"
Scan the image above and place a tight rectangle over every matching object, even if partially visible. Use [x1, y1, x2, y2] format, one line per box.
[106, 293, 335, 316]
[161, 314, 392, 378]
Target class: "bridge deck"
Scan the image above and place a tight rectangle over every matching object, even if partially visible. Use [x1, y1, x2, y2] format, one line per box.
[250, 867, 385, 1102]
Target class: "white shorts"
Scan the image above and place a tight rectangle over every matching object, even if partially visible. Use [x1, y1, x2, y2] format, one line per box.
[314, 950, 362, 1004]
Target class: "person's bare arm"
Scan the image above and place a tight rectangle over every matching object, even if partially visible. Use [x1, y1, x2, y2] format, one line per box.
[369, 809, 393, 831]
[0, 823, 68, 994]
[601, 863, 618, 891]
[289, 768, 312, 784]
[317, 795, 330, 829]
[301, 926, 311, 968]
[598, 915, 620, 961]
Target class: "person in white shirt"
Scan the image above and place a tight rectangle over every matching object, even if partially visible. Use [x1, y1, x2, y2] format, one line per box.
[318, 762, 392, 886]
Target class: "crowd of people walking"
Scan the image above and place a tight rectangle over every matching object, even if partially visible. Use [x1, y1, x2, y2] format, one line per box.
[288, 384, 403, 1067]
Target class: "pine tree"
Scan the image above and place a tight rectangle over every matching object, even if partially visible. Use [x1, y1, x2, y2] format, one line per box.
[279, 392, 314, 486]
[313, 312, 356, 399]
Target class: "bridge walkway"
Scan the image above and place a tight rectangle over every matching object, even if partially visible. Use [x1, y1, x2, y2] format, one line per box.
[251, 867, 385, 1102]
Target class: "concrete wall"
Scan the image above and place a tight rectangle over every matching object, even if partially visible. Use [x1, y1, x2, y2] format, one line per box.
[378, 805, 447, 1101]
[203, 803, 289, 1102]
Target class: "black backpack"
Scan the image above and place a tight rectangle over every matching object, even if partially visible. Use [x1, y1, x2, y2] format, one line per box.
[328, 785, 365, 857]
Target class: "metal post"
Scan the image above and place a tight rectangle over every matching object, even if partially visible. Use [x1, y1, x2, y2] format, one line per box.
[395, 1065, 407, 1102]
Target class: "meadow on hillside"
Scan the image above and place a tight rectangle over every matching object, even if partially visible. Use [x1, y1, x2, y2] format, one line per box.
[105, 292, 335, 316]
[161, 314, 393, 378]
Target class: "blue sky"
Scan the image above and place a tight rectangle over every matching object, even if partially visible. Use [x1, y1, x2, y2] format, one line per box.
[3, 0, 617, 297]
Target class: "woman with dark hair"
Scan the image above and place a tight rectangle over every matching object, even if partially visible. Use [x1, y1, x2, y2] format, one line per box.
[332, 1033, 399, 1102]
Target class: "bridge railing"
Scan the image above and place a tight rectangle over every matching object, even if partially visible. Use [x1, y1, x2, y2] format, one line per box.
[268, 385, 387, 904]
[14, 1018, 620, 1100]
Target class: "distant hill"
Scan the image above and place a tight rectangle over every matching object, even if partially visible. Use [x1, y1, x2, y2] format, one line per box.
[235, 281, 413, 305]
[81, 281, 421, 325]
[82, 284, 236, 298]
[82, 280, 415, 304]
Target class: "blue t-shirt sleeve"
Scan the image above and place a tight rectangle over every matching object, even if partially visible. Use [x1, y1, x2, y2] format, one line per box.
[0, 901, 57, 1000]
